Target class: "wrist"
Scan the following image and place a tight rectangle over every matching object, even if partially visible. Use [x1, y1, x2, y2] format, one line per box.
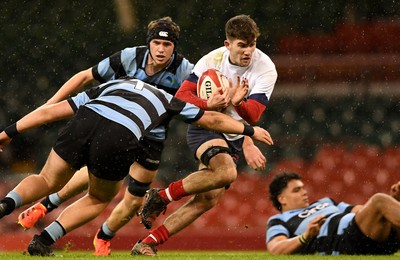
[298, 233, 310, 245]
[4, 123, 19, 138]
[232, 100, 242, 107]
[242, 125, 254, 136]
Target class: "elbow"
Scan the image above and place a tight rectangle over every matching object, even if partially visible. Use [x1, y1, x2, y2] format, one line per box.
[266, 243, 292, 255]
[266, 245, 280, 255]
[268, 248, 288, 255]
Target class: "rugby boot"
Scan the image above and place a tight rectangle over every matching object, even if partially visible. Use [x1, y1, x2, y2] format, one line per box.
[131, 240, 157, 256]
[93, 229, 111, 256]
[27, 234, 55, 256]
[0, 202, 7, 219]
[18, 202, 47, 230]
[139, 188, 168, 229]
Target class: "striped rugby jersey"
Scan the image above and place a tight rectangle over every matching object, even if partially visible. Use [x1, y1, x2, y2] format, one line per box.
[68, 78, 203, 141]
[92, 46, 194, 140]
[266, 197, 355, 254]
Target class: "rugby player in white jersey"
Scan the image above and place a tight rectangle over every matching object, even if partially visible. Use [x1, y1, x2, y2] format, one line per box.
[133, 14, 277, 256]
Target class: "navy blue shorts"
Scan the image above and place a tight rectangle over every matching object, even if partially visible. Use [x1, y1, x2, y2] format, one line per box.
[134, 137, 163, 171]
[186, 124, 244, 163]
[339, 218, 399, 255]
[54, 107, 139, 181]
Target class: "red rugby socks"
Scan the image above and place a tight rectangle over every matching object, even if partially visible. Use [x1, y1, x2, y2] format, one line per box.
[142, 225, 170, 245]
[158, 180, 188, 202]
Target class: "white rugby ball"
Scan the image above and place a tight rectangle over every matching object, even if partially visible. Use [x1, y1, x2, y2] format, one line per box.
[197, 69, 229, 100]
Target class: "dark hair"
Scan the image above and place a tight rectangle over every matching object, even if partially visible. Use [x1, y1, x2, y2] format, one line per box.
[146, 16, 180, 48]
[225, 14, 260, 43]
[269, 172, 302, 211]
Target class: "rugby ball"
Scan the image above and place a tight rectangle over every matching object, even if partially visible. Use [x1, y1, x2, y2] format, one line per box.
[197, 69, 229, 100]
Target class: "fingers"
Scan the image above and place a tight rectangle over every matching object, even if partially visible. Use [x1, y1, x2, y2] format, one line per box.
[313, 215, 326, 226]
[248, 156, 266, 171]
[264, 130, 274, 145]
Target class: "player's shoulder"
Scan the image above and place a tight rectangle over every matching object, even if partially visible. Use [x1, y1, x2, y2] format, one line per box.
[267, 210, 293, 223]
[253, 48, 276, 68]
[193, 47, 227, 75]
[120, 45, 146, 57]
[174, 52, 193, 67]
[201, 46, 228, 62]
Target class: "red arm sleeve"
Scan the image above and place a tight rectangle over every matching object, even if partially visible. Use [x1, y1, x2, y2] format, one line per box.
[233, 99, 266, 124]
[175, 80, 209, 110]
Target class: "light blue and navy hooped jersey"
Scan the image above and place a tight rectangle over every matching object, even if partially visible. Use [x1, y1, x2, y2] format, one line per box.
[91, 46, 193, 140]
[68, 79, 203, 142]
[92, 46, 193, 95]
[266, 197, 355, 254]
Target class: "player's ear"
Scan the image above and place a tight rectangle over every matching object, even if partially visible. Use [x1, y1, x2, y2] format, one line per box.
[278, 194, 286, 206]
[224, 39, 230, 49]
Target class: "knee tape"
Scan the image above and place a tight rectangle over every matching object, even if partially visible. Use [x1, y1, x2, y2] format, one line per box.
[200, 146, 230, 166]
[127, 175, 151, 197]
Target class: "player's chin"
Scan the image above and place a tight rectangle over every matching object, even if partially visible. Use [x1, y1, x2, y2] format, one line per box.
[240, 59, 251, 66]
[155, 56, 167, 64]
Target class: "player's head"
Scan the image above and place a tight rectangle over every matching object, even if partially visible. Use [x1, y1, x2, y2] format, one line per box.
[224, 15, 260, 67]
[146, 16, 180, 50]
[269, 172, 308, 212]
[225, 14, 260, 43]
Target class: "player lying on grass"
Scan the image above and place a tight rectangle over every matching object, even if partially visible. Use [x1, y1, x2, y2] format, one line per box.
[0, 78, 273, 256]
[266, 172, 400, 255]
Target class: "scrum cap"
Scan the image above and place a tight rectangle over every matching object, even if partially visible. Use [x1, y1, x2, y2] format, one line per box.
[146, 19, 179, 47]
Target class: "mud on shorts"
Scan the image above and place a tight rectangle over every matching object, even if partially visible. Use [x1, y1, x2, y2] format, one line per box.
[53, 107, 140, 181]
[339, 217, 400, 255]
[186, 124, 244, 164]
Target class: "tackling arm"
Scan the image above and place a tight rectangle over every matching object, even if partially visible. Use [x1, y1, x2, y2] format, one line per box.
[194, 111, 273, 145]
[0, 101, 74, 151]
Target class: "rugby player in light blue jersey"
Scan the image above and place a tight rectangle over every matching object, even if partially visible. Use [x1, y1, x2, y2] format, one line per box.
[0, 78, 273, 256]
[266, 172, 400, 255]
[17, 16, 193, 256]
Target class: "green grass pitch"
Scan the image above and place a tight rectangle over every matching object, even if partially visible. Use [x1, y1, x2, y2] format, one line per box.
[0, 250, 398, 259]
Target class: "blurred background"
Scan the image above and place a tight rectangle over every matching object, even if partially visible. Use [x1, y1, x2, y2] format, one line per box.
[0, 0, 399, 251]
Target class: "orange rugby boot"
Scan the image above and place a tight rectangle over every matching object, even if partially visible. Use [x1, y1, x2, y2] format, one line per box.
[18, 202, 47, 230]
[93, 229, 111, 256]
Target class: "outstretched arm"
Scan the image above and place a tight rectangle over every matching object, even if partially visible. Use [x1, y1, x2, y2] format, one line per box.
[46, 68, 94, 105]
[0, 101, 74, 152]
[193, 111, 273, 146]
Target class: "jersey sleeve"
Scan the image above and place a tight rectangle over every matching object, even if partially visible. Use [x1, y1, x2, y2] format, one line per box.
[176, 58, 194, 84]
[92, 51, 122, 83]
[68, 85, 104, 111]
[236, 56, 277, 123]
[175, 73, 209, 110]
[266, 217, 290, 243]
[233, 97, 267, 124]
[92, 47, 138, 83]
[168, 96, 204, 123]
